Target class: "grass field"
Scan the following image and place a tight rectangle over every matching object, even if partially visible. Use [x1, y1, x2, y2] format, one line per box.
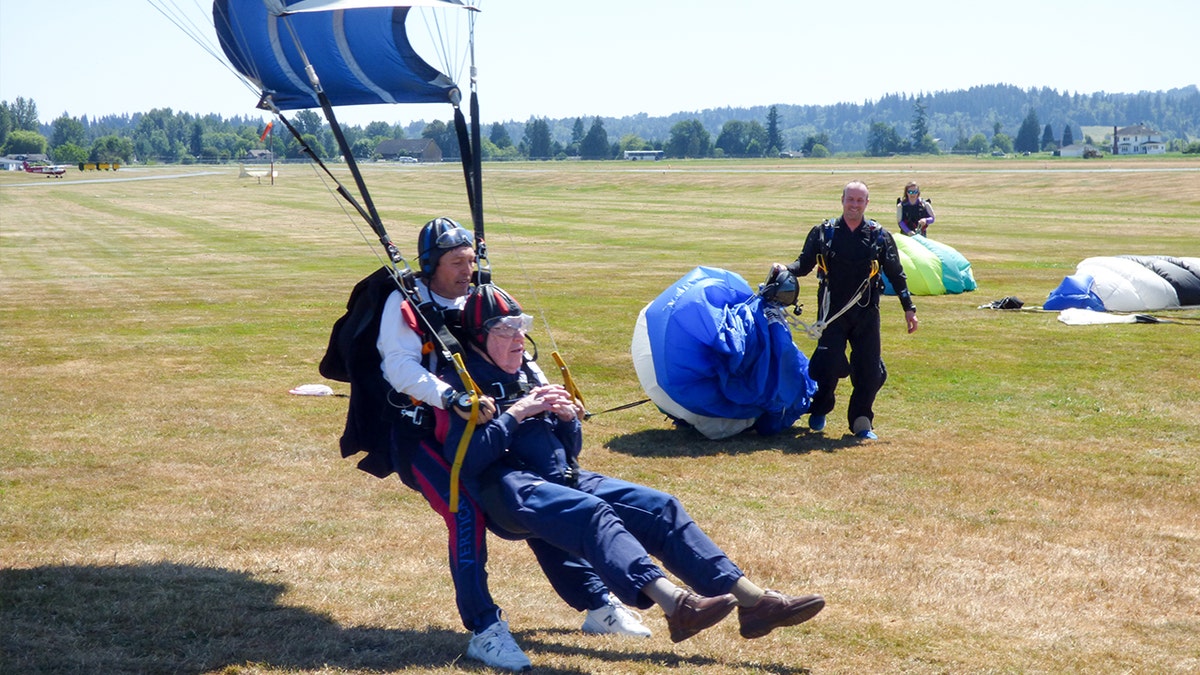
[2, 156, 1199, 674]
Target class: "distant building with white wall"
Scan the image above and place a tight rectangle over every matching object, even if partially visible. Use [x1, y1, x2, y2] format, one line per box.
[1115, 125, 1166, 155]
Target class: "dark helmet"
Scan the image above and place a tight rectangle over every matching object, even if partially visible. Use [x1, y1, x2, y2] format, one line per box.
[417, 217, 474, 277]
[761, 267, 799, 307]
[461, 284, 524, 349]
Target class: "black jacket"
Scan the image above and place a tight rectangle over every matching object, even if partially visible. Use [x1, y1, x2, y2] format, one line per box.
[319, 266, 405, 480]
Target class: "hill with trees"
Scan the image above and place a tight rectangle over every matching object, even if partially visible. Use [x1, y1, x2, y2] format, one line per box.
[3, 84, 1197, 163]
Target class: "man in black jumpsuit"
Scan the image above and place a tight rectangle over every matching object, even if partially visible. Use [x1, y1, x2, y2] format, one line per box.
[782, 181, 918, 439]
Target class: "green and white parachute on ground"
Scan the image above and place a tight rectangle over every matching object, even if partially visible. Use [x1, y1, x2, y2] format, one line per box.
[882, 234, 977, 296]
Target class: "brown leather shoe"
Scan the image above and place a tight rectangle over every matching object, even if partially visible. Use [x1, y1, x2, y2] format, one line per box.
[665, 591, 737, 643]
[737, 591, 824, 639]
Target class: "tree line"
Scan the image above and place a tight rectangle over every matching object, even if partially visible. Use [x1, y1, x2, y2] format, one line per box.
[4, 84, 1198, 164]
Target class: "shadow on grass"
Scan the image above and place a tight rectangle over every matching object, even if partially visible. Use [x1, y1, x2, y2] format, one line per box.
[1, 562, 467, 674]
[524, 627, 814, 675]
[1, 562, 812, 674]
[605, 425, 863, 458]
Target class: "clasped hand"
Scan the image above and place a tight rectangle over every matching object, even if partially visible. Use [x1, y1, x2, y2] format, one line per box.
[508, 385, 582, 422]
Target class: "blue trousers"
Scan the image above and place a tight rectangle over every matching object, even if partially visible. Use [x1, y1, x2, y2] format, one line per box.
[405, 438, 607, 632]
[808, 303, 888, 430]
[489, 467, 744, 610]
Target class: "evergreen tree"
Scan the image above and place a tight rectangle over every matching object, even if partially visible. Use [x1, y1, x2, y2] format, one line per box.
[579, 117, 609, 159]
[766, 105, 781, 153]
[571, 117, 586, 144]
[1014, 109, 1041, 153]
[1041, 123, 1056, 150]
[522, 117, 552, 159]
[910, 98, 930, 149]
[0, 104, 11, 147]
[189, 121, 204, 157]
[489, 122, 512, 149]
[1062, 124, 1074, 147]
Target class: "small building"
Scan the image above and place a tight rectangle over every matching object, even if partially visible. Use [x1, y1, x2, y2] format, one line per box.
[1115, 125, 1166, 155]
[376, 138, 442, 163]
[623, 149, 664, 161]
[243, 149, 274, 162]
[1055, 144, 1101, 158]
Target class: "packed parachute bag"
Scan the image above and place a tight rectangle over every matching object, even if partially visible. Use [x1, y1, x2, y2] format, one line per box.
[978, 296, 1024, 310]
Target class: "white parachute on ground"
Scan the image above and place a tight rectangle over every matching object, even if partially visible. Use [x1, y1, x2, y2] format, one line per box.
[1044, 256, 1200, 312]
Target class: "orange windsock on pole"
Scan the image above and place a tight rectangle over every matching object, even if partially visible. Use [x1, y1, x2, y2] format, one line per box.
[259, 120, 273, 142]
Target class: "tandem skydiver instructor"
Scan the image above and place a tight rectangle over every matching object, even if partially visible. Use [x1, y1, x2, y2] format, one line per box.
[773, 180, 918, 440]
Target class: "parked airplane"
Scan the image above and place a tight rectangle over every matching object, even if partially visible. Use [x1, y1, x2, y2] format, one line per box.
[23, 161, 68, 177]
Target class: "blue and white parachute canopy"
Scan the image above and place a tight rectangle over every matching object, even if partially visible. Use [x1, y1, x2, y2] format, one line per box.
[882, 234, 977, 296]
[631, 267, 817, 440]
[213, 0, 475, 110]
[1044, 256, 1200, 312]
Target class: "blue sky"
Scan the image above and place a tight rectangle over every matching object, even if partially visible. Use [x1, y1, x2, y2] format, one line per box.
[2, 0, 1197, 128]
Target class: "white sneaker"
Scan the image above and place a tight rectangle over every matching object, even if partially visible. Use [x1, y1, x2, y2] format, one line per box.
[466, 619, 532, 672]
[581, 594, 653, 637]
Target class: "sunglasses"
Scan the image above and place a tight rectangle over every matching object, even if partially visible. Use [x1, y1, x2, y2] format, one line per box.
[435, 227, 474, 250]
[487, 313, 534, 338]
[907, 190, 920, 195]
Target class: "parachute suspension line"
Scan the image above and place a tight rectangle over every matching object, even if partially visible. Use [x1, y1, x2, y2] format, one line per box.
[147, 0, 263, 102]
[481, 201, 592, 417]
[467, 7, 484, 263]
[260, 100, 407, 273]
[276, 15, 403, 266]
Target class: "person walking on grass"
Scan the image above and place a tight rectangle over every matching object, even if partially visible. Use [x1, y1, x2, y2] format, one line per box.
[774, 181, 918, 440]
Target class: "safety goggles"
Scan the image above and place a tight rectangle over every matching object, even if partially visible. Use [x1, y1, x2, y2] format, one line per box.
[486, 313, 534, 339]
[435, 227, 474, 250]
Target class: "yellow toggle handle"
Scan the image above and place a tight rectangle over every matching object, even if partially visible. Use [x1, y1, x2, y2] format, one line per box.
[448, 351, 481, 513]
[551, 350, 585, 410]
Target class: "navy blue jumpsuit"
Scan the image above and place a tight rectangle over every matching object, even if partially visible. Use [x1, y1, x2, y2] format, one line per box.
[787, 217, 915, 431]
[441, 354, 745, 610]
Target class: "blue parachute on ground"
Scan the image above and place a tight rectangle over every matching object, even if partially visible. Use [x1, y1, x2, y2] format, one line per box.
[631, 267, 817, 440]
[1044, 256, 1200, 311]
[882, 234, 977, 296]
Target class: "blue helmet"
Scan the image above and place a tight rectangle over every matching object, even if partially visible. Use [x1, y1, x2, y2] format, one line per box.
[417, 217, 474, 277]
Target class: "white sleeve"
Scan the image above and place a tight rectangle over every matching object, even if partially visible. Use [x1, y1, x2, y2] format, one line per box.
[376, 290, 453, 408]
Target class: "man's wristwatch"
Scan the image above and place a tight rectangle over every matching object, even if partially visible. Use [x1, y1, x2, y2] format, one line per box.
[443, 389, 475, 413]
